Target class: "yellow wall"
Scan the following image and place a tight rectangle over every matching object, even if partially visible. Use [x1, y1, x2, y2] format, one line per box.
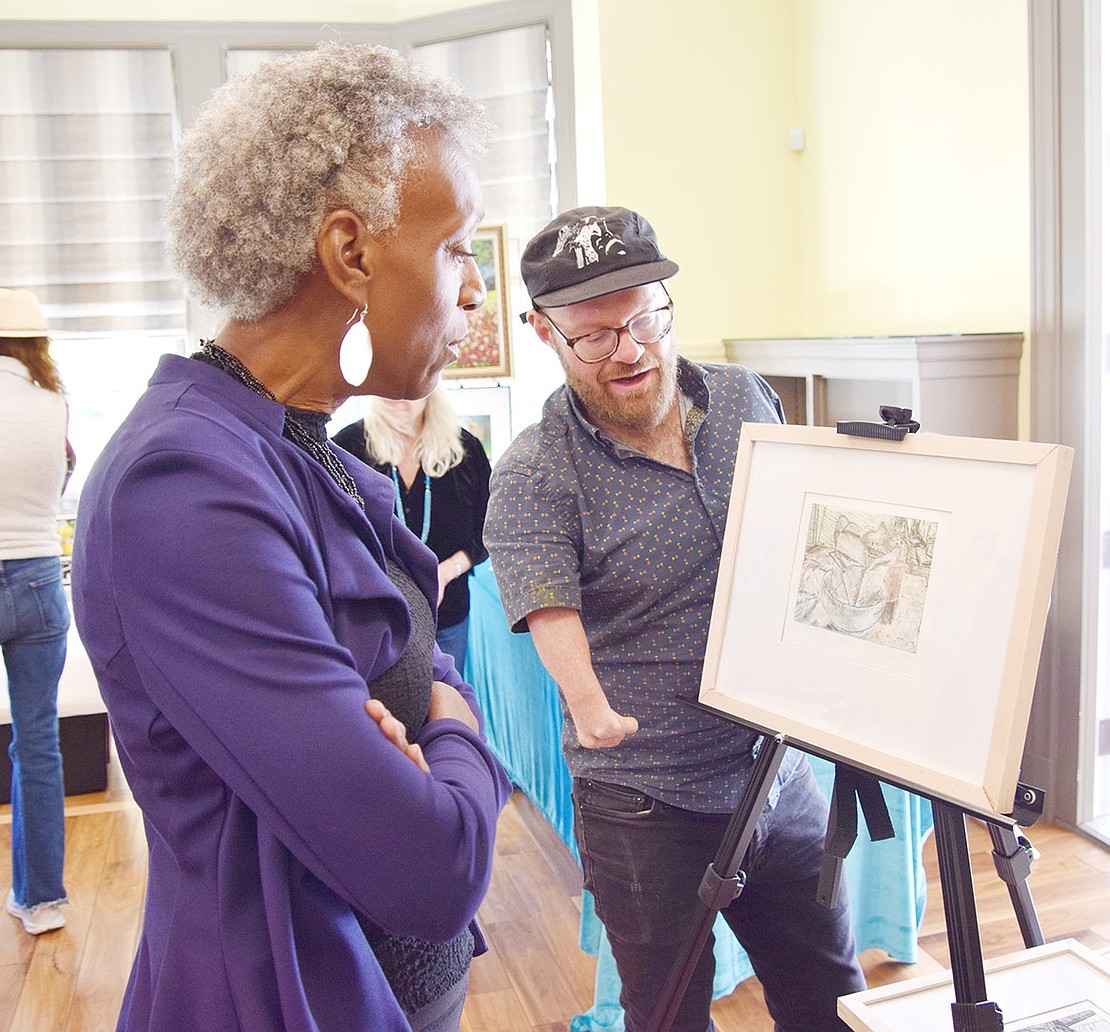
[597, 0, 802, 358]
[794, 0, 1029, 338]
[598, 0, 1028, 382]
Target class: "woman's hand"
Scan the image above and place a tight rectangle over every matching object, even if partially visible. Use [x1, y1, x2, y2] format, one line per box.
[365, 698, 430, 772]
[435, 563, 451, 605]
[436, 552, 468, 606]
[428, 680, 479, 733]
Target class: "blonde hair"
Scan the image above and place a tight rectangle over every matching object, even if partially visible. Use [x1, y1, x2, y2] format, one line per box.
[164, 43, 491, 320]
[362, 388, 464, 478]
[0, 337, 64, 393]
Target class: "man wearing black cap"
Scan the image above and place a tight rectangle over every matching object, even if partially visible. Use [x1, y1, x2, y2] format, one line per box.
[485, 206, 866, 1031]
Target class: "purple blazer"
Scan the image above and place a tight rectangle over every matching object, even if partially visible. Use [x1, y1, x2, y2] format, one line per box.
[72, 355, 511, 1031]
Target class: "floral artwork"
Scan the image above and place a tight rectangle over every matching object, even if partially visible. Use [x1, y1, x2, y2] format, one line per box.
[794, 503, 938, 653]
[444, 224, 512, 379]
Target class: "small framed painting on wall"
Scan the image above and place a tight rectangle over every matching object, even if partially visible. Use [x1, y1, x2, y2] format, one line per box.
[446, 384, 513, 464]
[444, 223, 512, 379]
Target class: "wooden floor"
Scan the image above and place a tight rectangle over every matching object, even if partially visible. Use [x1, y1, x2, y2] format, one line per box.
[2, 754, 1109, 1032]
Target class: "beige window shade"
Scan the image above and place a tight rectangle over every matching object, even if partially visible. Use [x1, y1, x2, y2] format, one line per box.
[229, 25, 556, 246]
[412, 23, 556, 244]
[0, 48, 185, 338]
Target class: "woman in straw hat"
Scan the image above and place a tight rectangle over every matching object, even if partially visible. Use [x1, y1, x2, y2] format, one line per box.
[0, 287, 72, 936]
[71, 44, 510, 1032]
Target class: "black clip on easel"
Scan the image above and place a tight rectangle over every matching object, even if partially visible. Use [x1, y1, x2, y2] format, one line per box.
[835, 403, 921, 441]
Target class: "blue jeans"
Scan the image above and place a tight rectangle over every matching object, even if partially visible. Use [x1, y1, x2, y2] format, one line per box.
[435, 615, 469, 678]
[573, 751, 865, 1032]
[0, 557, 68, 909]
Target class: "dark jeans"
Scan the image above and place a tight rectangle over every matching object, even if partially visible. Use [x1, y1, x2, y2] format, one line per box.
[572, 751, 865, 1032]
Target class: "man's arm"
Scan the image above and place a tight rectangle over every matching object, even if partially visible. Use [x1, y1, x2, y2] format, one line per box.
[526, 606, 638, 749]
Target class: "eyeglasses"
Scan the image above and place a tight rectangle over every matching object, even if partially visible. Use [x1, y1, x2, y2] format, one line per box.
[539, 296, 675, 364]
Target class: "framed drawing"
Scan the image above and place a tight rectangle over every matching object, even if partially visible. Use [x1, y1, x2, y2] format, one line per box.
[446, 384, 513, 464]
[837, 939, 1110, 1031]
[444, 223, 512, 379]
[699, 423, 1073, 818]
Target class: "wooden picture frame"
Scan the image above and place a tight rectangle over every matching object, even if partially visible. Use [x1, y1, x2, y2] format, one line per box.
[837, 939, 1110, 1031]
[698, 423, 1073, 818]
[444, 223, 512, 379]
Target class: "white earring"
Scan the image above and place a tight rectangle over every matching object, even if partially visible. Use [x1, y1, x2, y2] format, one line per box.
[339, 303, 372, 387]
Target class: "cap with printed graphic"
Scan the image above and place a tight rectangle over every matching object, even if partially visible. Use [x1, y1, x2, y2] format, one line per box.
[520, 206, 679, 309]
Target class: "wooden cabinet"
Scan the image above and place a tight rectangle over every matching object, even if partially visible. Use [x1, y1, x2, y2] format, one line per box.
[722, 333, 1023, 439]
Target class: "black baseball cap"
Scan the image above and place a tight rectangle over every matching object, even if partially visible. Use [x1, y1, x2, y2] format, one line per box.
[520, 205, 679, 310]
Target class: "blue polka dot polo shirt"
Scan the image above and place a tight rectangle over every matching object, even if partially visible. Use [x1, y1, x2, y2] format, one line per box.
[485, 357, 785, 813]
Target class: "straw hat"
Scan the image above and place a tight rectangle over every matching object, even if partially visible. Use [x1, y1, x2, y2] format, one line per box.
[0, 288, 49, 338]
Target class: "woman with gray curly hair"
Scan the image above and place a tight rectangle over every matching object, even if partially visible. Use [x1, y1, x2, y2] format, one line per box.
[71, 43, 511, 1032]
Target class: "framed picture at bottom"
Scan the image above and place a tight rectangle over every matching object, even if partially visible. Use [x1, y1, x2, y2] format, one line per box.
[837, 939, 1110, 1032]
[445, 384, 512, 464]
[698, 423, 1073, 818]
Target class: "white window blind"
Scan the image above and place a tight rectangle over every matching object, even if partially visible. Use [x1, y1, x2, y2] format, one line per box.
[0, 48, 185, 339]
[228, 25, 557, 247]
[412, 23, 556, 246]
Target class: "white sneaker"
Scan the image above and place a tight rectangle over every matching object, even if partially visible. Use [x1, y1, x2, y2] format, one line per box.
[5, 889, 66, 935]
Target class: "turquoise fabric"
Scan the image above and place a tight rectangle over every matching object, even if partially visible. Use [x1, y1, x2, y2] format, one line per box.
[464, 560, 933, 1030]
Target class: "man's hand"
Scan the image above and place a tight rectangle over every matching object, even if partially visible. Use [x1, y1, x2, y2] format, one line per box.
[428, 680, 480, 733]
[365, 698, 429, 772]
[569, 698, 639, 749]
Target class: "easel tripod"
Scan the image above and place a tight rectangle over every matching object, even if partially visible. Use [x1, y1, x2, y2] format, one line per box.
[645, 731, 1046, 1032]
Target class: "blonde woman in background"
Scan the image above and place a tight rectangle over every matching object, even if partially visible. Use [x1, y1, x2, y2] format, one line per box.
[0, 287, 72, 936]
[333, 385, 491, 674]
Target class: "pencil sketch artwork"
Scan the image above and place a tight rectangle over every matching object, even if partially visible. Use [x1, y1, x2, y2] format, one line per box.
[793, 503, 938, 653]
[1007, 1003, 1110, 1031]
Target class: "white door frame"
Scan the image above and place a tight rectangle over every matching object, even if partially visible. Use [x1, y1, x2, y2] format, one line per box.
[1026, 0, 1105, 831]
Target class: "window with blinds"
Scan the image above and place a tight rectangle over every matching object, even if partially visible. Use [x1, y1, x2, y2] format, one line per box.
[412, 23, 557, 248]
[227, 24, 558, 260]
[0, 13, 571, 488]
[0, 48, 185, 341]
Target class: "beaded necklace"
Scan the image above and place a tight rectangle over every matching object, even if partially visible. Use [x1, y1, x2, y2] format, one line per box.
[194, 341, 365, 511]
[391, 466, 432, 543]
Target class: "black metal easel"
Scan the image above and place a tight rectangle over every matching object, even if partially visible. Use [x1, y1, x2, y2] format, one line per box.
[646, 740, 1046, 1032]
[647, 409, 1047, 1032]
[929, 789, 1045, 1032]
[647, 732, 789, 1032]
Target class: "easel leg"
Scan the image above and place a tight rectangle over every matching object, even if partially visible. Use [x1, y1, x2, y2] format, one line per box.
[932, 802, 1005, 1032]
[986, 822, 1045, 948]
[646, 735, 789, 1032]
